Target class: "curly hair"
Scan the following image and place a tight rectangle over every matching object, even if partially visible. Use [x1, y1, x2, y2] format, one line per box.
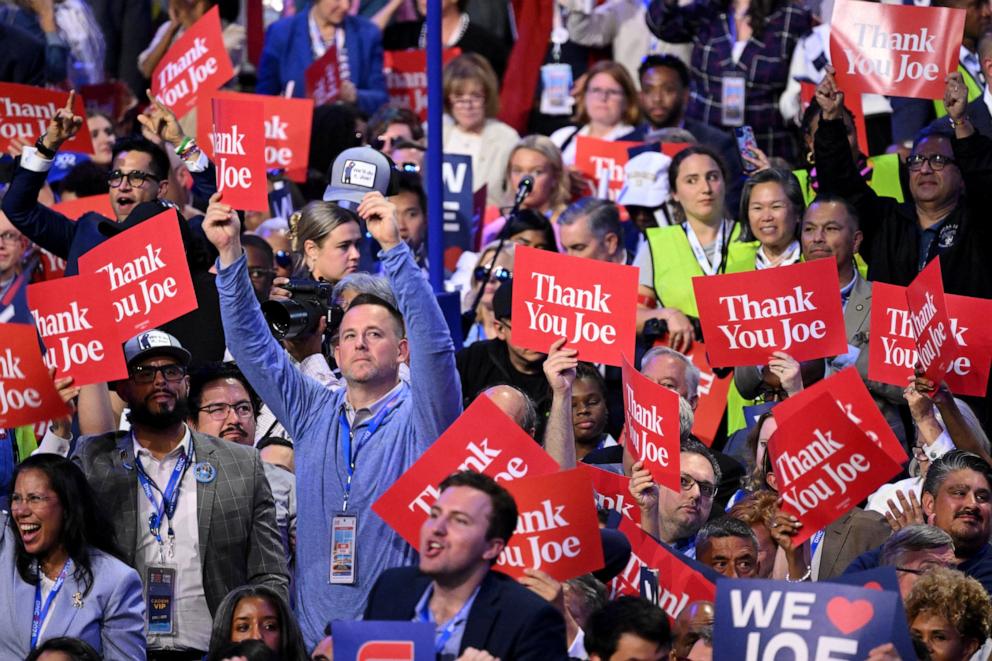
[728, 490, 779, 529]
[905, 567, 992, 645]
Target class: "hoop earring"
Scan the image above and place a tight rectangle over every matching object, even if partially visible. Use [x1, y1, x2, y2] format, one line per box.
[806, 151, 815, 166]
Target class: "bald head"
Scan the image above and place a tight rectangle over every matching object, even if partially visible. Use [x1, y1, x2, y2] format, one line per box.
[484, 385, 538, 438]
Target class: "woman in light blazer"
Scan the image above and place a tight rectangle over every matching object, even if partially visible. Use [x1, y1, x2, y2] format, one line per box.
[0, 454, 145, 660]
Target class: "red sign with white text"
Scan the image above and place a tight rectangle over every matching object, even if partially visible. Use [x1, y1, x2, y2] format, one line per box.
[693, 259, 848, 367]
[198, 91, 314, 182]
[773, 367, 908, 464]
[27, 275, 128, 385]
[613, 517, 716, 620]
[0, 83, 94, 154]
[574, 137, 644, 201]
[49, 194, 114, 220]
[769, 393, 901, 545]
[577, 463, 641, 525]
[35, 250, 67, 282]
[150, 6, 235, 118]
[685, 342, 731, 446]
[372, 396, 560, 547]
[830, 0, 964, 100]
[305, 45, 341, 106]
[868, 282, 991, 396]
[495, 468, 604, 582]
[210, 96, 268, 211]
[384, 49, 462, 122]
[622, 355, 682, 492]
[77, 210, 198, 340]
[0, 323, 71, 428]
[906, 259, 959, 386]
[511, 246, 637, 366]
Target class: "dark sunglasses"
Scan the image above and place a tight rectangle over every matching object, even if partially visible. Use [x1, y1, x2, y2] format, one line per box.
[474, 266, 512, 283]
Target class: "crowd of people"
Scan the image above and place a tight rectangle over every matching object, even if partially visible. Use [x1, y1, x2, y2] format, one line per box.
[2, 0, 992, 660]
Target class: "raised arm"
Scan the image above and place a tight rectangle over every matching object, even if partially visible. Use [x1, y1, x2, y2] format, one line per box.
[542, 338, 578, 469]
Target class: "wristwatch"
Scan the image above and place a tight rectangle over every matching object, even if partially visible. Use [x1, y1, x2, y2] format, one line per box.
[948, 116, 970, 129]
[34, 134, 56, 159]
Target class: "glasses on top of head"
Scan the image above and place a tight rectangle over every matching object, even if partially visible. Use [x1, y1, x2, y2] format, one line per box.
[906, 153, 955, 172]
[107, 169, 159, 188]
[130, 364, 187, 384]
[474, 266, 512, 284]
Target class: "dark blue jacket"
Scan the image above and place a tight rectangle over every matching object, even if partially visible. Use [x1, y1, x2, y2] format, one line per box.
[844, 542, 992, 596]
[256, 10, 388, 116]
[364, 566, 569, 661]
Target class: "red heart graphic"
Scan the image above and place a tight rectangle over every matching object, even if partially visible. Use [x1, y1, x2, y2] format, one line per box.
[827, 597, 875, 634]
[863, 581, 883, 591]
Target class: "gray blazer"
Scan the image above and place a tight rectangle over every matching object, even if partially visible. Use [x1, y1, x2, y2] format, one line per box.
[71, 430, 290, 614]
[0, 512, 146, 660]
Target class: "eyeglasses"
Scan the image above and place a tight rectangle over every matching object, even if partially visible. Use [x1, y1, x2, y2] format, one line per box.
[130, 364, 187, 384]
[198, 402, 255, 420]
[108, 169, 159, 188]
[906, 153, 956, 172]
[10, 493, 54, 509]
[274, 250, 293, 269]
[248, 267, 275, 281]
[474, 266, 512, 284]
[586, 87, 625, 101]
[680, 473, 718, 499]
[0, 231, 21, 244]
[451, 93, 485, 107]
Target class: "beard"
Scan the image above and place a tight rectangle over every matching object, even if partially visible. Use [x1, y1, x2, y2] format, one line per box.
[127, 396, 190, 430]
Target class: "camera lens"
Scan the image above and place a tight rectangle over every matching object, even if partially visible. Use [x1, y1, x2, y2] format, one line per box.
[261, 299, 319, 340]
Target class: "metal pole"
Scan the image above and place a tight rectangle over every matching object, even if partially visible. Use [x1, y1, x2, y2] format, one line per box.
[425, 0, 444, 293]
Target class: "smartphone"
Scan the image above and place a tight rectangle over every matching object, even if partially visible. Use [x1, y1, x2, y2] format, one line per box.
[735, 125, 760, 174]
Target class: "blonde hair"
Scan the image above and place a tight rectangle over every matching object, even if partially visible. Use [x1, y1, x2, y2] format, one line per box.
[289, 201, 360, 253]
[504, 135, 571, 211]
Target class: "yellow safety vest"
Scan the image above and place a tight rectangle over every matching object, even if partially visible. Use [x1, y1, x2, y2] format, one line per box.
[934, 63, 982, 117]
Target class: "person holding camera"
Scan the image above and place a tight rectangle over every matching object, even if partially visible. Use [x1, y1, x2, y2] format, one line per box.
[203, 153, 462, 648]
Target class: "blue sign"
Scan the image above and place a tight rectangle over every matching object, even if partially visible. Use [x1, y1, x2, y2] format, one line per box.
[332, 620, 435, 661]
[743, 402, 776, 430]
[714, 578, 914, 661]
[441, 153, 474, 251]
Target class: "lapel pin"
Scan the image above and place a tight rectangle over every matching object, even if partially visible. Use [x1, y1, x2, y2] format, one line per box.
[72, 592, 83, 608]
[194, 462, 216, 483]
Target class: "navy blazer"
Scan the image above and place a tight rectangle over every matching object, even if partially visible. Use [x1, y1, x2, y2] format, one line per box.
[0, 513, 146, 660]
[364, 567, 569, 661]
[256, 10, 388, 116]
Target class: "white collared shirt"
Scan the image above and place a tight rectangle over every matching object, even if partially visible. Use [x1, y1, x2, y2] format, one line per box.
[132, 427, 212, 651]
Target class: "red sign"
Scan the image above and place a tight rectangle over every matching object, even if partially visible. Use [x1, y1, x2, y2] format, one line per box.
[384, 49, 462, 122]
[685, 342, 732, 446]
[27, 275, 128, 385]
[198, 91, 314, 183]
[577, 463, 641, 525]
[693, 259, 848, 367]
[0, 323, 71, 428]
[494, 468, 604, 582]
[0, 83, 94, 154]
[574, 137, 644, 201]
[35, 250, 67, 282]
[905, 259, 959, 386]
[372, 396, 560, 547]
[613, 517, 716, 619]
[868, 282, 991, 396]
[769, 393, 901, 545]
[305, 45, 341, 106]
[79, 81, 136, 124]
[773, 367, 908, 464]
[49, 194, 114, 220]
[830, 0, 965, 100]
[511, 245, 638, 366]
[622, 355, 682, 492]
[150, 6, 235, 119]
[77, 210, 199, 340]
[209, 96, 268, 211]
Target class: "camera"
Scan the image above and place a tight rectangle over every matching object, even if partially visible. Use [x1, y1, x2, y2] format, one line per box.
[643, 316, 704, 344]
[261, 280, 344, 340]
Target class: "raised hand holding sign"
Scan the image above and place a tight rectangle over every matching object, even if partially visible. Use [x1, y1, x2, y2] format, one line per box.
[357, 192, 401, 251]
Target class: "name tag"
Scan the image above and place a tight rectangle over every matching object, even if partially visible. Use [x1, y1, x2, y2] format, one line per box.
[721, 73, 747, 127]
[146, 564, 176, 636]
[330, 513, 358, 585]
[540, 64, 574, 116]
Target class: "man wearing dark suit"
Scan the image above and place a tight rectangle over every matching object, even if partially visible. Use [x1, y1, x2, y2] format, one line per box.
[365, 471, 569, 661]
[72, 330, 288, 660]
[626, 54, 744, 209]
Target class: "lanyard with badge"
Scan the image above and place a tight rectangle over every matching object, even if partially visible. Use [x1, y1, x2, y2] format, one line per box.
[721, 13, 747, 127]
[135, 440, 193, 637]
[683, 219, 732, 275]
[30, 558, 73, 650]
[330, 393, 402, 584]
[540, 6, 574, 116]
[417, 587, 477, 655]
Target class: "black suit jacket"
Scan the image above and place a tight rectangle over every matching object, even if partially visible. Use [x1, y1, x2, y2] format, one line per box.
[365, 567, 570, 661]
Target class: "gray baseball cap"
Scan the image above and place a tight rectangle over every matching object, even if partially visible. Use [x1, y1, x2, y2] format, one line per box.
[122, 330, 191, 368]
[323, 146, 395, 210]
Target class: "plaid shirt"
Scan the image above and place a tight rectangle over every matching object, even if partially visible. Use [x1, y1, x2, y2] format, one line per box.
[647, 0, 811, 162]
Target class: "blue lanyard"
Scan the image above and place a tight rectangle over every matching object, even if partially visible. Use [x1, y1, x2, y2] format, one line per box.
[811, 529, 826, 559]
[727, 12, 737, 46]
[135, 443, 193, 553]
[417, 589, 477, 654]
[338, 393, 401, 510]
[31, 559, 73, 650]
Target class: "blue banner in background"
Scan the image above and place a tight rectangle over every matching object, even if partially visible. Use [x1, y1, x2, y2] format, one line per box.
[332, 620, 435, 661]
